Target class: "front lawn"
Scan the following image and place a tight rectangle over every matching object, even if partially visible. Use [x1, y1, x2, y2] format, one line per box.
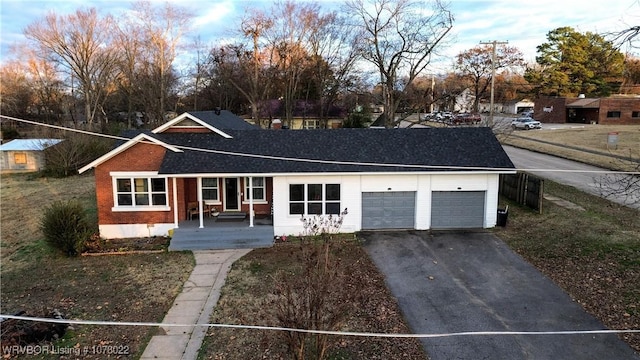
[197, 239, 428, 360]
[0, 173, 194, 358]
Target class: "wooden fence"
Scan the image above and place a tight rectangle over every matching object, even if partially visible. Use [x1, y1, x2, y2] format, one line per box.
[499, 172, 544, 213]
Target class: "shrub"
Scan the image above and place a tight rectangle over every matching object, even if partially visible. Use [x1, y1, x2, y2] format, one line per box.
[43, 134, 112, 177]
[40, 200, 91, 256]
[271, 208, 352, 360]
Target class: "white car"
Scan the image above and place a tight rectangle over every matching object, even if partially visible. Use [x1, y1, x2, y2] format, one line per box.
[511, 117, 541, 130]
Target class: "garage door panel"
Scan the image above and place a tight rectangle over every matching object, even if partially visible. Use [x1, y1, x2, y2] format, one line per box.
[362, 191, 415, 230]
[431, 191, 485, 229]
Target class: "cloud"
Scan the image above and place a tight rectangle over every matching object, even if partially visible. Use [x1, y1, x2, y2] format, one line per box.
[191, 1, 236, 29]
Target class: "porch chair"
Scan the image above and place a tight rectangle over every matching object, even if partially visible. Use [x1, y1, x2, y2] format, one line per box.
[187, 201, 201, 220]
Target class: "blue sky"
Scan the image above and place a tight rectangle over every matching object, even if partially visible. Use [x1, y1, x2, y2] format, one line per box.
[1, 0, 638, 72]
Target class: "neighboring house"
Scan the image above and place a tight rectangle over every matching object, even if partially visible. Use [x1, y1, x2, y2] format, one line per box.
[79, 110, 516, 239]
[291, 117, 344, 129]
[534, 95, 640, 124]
[504, 99, 535, 115]
[453, 88, 476, 113]
[0, 139, 63, 173]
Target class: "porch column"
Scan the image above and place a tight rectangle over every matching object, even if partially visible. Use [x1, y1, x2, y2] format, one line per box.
[249, 176, 254, 227]
[172, 177, 178, 228]
[197, 176, 204, 228]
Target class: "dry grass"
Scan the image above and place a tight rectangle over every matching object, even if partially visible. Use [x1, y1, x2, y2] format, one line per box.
[199, 240, 428, 360]
[0, 173, 195, 358]
[499, 124, 640, 171]
[1, 173, 97, 271]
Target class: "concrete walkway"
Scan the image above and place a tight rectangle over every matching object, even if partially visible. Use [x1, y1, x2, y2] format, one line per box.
[140, 249, 251, 360]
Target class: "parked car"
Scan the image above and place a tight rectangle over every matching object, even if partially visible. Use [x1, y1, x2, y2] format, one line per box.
[511, 117, 542, 130]
[519, 109, 534, 117]
[452, 113, 481, 125]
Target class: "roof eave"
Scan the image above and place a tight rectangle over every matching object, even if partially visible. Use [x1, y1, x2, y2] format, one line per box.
[151, 112, 233, 138]
[157, 169, 517, 177]
[78, 134, 183, 174]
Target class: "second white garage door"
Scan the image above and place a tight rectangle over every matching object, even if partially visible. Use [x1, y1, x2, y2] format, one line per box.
[362, 191, 416, 230]
[431, 191, 486, 229]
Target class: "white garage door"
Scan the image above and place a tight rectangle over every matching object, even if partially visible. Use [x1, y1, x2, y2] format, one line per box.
[362, 191, 416, 230]
[431, 191, 485, 229]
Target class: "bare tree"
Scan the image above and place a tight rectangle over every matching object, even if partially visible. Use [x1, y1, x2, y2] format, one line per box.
[610, 24, 640, 50]
[43, 133, 112, 177]
[186, 36, 209, 112]
[25, 52, 66, 124]
[131, 1, 191, 124]
[0, 61, 34, 119]
[595, 164, 640, 207]
[598, 23, 640, 206]
[346, 0, 453, 128]
[307, 11, 361, 128]
[208, 10, 276, 126]
[24, 8, 120, 127]
[266, 1, 321, 127]
[113, 14, 145, 128]
[454, 45, 525, 113]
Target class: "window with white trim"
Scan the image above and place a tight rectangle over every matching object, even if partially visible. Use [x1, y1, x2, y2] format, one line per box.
[289, 183, 340, 215]
[244, 177, 266, 201]
[115, 177, 167, 207]
[202, 178, 219, 201]
[303, 119, 320, 129]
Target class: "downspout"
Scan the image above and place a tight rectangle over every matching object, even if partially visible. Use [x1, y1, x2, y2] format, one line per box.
[249, 176, 254, 227]
[172, 177, 178, 228]
[197, 176, 204, 228]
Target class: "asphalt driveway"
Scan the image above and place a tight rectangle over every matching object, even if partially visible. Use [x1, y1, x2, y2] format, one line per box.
[360, 230, 639, 360]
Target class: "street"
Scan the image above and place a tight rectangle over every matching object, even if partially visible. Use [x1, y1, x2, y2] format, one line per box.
[502, 145, 639, 209]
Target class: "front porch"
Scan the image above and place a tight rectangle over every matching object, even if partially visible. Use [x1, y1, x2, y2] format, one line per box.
[168, 215, 274, 251]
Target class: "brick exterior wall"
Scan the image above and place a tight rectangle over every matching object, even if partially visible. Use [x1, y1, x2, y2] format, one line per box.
[242, 177, 273, 216]
[534, 97, 640, 124]
[533, 98, 571, 123]
[95, 142, 172, 225]
[599, 98, 640, 125]
[93, 135, 275, 231]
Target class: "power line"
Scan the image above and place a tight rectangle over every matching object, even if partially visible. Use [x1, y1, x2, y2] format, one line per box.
[1, 114, 639, 175]
[1, 314, 639, 339]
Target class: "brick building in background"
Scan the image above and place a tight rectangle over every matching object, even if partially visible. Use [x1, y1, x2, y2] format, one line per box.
[534, 96, 640, 125]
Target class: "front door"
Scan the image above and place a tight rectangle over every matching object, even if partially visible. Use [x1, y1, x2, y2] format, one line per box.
[224, 178, 240, 211]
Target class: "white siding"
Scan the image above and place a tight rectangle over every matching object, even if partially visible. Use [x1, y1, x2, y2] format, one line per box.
[99, 223, 175, 239]
[272, 173, 502, 236]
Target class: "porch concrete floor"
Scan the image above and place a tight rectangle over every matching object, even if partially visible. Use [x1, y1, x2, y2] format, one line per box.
[169, 217, 274, 251]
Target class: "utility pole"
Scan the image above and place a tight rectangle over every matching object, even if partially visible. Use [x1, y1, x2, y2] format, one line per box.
[480, 40, 508, 127]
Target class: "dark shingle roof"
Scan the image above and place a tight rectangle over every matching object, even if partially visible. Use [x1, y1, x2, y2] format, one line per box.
[186, 110, 257, 130]
[155, 127, 514, 175]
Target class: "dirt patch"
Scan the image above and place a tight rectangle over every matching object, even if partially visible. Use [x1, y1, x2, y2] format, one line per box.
[83, 236, 170, 254]
[198, 239, 428, 359]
